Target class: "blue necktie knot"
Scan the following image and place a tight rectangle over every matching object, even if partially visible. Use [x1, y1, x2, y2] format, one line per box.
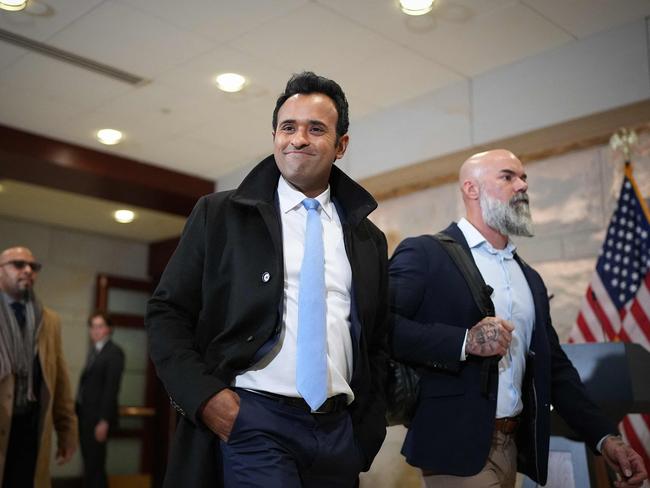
[302, 198, 320, 212]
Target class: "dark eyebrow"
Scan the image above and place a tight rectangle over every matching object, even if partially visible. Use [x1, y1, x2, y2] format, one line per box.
[278, 119, 327, 127]
[499, 169, 527, 180]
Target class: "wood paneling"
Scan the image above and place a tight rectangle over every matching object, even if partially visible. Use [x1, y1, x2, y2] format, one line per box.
[0, 124, 214, 216]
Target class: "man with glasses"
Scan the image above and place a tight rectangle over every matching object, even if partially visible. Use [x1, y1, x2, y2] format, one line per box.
[0, 246, 77, 488]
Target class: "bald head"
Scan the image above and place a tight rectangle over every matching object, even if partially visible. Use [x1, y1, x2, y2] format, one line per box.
[0, 246, 40, 300]
[459, 149, 520, 190]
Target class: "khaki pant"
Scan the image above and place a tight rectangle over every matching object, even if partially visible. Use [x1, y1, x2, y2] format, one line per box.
[422, 431, 517, 488]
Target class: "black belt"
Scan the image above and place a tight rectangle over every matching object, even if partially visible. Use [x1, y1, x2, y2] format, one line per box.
[244, 389, 348, 414]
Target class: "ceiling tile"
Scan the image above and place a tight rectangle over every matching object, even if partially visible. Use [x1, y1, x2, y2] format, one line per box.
[46, 0, 216, 78]
[186, 95, 274, 164]
[0, 52, 131, 109]
[318, 0, 572, 77]
[0, 81, 87, 133]
[233, 3, 393, 75]
[0, 0, 104, 41]
[156, 44, 290, 105]
[325, 37, 463, 110]
[0, 41, 27, 70]
[407, 3, 573, 76]
[115, 0, 308, 44]
[132, 134, 254, 180]
[522, 0, 650, 39]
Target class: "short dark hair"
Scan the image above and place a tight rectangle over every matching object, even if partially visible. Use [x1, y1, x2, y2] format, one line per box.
[272, 71, 349, 139]
[88, 310, 112, 327]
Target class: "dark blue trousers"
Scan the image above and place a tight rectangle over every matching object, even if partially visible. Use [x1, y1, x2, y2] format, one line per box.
[220, 389, 363, 488]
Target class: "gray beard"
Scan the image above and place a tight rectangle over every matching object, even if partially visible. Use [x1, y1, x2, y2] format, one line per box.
[479, 190, 534, 237]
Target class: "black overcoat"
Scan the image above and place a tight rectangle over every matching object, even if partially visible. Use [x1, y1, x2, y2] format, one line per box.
[146, 155, 389, 487]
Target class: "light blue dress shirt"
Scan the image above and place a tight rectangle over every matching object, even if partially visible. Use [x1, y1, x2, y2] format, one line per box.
[457, 218, 535, 418]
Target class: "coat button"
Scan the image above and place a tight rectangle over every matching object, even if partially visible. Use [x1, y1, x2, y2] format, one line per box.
[261, 272, 271, 283]
[246, 335, 254, 342]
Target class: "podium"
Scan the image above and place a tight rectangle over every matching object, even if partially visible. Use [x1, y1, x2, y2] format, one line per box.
[524, 342, 650, 488]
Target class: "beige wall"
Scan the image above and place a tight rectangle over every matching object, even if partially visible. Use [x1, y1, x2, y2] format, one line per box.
[0, 216, 149, 478]
[361, 136, 650, 487]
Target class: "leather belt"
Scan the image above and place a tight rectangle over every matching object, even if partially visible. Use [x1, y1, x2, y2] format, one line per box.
[244, 389, 348, 414]
[494, 416, 520, 434]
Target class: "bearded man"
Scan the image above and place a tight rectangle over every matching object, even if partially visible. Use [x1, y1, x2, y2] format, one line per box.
[388, 149, 647, 488]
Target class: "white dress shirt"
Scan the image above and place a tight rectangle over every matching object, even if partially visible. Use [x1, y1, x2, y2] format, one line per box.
[457, 218, 535, 418]
[94, 337, 109, 353]
[235, 176, 355, 404]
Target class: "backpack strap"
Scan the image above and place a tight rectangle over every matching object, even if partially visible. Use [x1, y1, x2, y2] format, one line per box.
[433, 232, 495, 317]
[432, 231, 498, 397]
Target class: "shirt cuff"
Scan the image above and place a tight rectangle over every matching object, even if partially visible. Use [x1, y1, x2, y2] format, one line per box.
[596, 434, 614, 453]
[460, 330, 468, 361]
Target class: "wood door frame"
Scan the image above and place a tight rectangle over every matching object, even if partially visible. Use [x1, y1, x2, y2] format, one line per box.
[94, 273, 159, 479]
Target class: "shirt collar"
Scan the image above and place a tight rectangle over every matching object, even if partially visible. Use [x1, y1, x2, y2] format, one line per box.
[277, 176, 333, 221]
[457, 217, 516, 257]
[95, 337, 109, 352]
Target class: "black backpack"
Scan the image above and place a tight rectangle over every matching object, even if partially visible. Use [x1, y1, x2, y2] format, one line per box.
[385, 231, 497, 426]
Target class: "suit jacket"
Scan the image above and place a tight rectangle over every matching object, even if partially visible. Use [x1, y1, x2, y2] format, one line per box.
[0, 306, 78, 488]
[389, 222, 616, 485]
[146, 155, 389, 488]
[76, 340, 125, 428]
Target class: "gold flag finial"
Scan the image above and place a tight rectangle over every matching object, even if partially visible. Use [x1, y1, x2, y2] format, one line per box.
[609, 127, 638, 162]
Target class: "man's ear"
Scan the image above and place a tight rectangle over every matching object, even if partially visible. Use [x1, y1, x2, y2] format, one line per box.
[335, 134, 349, 160]
[462, 179, 480, 200]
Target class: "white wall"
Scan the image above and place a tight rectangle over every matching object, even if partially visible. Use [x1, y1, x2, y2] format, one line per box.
[0, 216, 149, 478]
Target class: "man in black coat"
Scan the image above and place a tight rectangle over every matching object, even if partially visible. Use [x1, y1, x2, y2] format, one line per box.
[389, 149, 646, 487]
[146, 72, 389, 488]
[76, 311, 124, 488]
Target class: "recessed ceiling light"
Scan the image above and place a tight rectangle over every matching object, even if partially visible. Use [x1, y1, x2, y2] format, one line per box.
[215, 73, 246, 93]
[96, 128, 123, 145]
[0, 0, 27, 12]
[113, 209, 135, 224]
[399, 0, 434, 16]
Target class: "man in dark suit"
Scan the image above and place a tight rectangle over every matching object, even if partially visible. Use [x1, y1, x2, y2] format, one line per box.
[76, 311, 125, 488]
[146, 71, 388, 488]
[389, 149, 647, 487]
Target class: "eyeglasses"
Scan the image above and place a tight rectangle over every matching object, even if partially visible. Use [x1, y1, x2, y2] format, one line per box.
[0, 260, 43, 272]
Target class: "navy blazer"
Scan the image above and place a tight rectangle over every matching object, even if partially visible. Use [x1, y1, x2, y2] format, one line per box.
[389, 222, 616, 484]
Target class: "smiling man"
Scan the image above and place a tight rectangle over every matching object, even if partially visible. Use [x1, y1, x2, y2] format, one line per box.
[389, 149, 647, 487]
[146, 72, 389, 487]
[0, 246, 77, 488]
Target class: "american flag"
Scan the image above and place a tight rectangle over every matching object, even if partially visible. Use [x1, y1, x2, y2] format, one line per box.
[569, 162, 650, 470]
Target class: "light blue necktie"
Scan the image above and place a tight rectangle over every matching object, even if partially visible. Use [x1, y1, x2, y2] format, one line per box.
[296, 198, 328, 411]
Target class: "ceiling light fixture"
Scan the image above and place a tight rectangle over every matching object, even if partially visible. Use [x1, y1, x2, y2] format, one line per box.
[399, 0, 434, 16]
[0, 0, 27, 12]
[113, 209, 135, 224]
[215, 72, 246, 93]
[96, 128, 123, 145]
